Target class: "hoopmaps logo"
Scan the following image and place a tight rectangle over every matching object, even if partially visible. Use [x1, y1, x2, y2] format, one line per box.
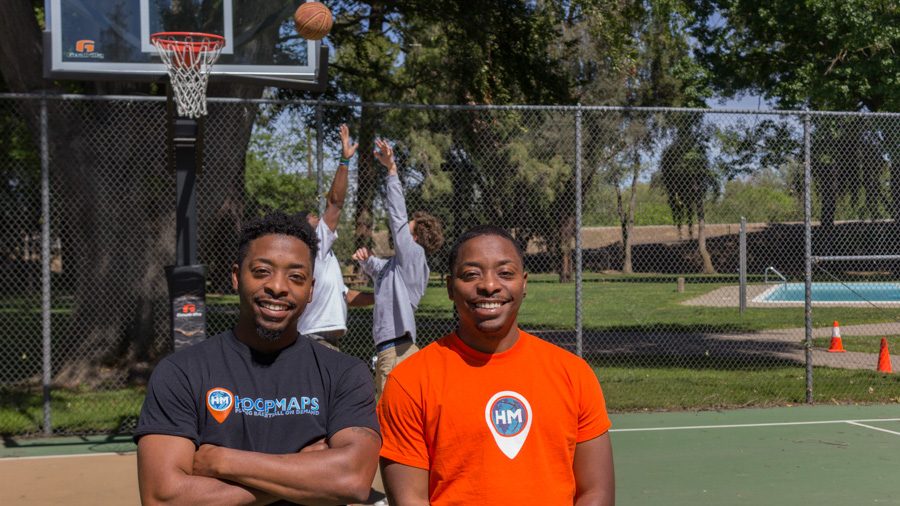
[206, 387, 234, 424]
[235, 395, 320, 418]
[485, 391, 533, 459]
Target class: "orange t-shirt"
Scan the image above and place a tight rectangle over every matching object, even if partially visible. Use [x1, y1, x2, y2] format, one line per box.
[378, 329, 611, 505]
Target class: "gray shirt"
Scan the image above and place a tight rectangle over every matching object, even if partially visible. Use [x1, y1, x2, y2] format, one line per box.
[360, 174, 429, 345]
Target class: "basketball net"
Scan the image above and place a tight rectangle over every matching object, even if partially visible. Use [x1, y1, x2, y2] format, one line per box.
[151, 32, 225, 118]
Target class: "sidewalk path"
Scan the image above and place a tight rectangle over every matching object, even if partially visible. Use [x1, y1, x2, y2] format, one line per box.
[532, 322, 900, 371]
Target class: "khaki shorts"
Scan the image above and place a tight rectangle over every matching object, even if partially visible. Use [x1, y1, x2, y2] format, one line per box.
[375, 340, 419, 399]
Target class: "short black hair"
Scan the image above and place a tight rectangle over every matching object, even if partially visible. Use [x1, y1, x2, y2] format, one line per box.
[447, 225, 525, 273]
[236, 212, 318, 269]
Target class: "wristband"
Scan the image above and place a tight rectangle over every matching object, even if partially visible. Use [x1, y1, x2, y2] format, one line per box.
[339, 157, 350, 166]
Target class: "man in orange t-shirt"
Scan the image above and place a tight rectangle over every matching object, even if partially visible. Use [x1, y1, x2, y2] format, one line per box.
[378, 225, 615, 505]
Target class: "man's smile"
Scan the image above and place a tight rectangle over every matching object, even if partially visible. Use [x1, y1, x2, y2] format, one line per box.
[256, 298, 296, 319]
[469, 299, 509, 314]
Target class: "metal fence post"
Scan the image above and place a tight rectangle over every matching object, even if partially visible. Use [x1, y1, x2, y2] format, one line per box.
[803, 109, 813, 404]
[40, 97, 52, 436]
[316, 99, 325, 216]
[739, 216, 746, 314]
[575, 104, 583, 358]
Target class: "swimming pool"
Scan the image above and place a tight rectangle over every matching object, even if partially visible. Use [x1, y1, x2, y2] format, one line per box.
[755, 282, 900, 303]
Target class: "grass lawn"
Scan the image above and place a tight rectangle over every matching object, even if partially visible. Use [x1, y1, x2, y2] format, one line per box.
[414, 278, 900, 332]
[4, 365, 900, 434]
[598, 365, 900, 410]
[4, 275, 900, 435]
[0, 387, 144, 435]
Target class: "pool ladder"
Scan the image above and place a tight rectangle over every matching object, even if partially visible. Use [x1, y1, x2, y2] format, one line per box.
[764, 266, 787, 284]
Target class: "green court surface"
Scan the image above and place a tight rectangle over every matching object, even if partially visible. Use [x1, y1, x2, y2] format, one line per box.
[0, 434, 136, 458]
[611, 404, 900, 505]
[2, 405, 899, 505]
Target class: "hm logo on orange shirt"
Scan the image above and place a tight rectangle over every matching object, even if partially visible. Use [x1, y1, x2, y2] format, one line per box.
[485, 391, 533, 459]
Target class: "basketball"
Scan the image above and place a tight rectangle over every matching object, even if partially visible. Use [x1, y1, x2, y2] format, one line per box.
[294, 2, 333, 41]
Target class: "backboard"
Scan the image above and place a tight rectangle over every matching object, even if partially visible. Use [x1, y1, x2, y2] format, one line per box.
[44, 0, 328, 90]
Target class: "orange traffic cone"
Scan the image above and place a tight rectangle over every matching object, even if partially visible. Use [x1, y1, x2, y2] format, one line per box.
[827, 321, 846, 353]
[877, 338, 893, 374]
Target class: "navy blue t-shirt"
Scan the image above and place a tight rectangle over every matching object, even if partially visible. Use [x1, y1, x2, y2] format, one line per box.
[135, 330, 379, 456]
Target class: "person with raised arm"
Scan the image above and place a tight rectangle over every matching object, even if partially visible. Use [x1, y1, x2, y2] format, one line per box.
[352, 139, 444, 398]
[298, 124, 373, 351]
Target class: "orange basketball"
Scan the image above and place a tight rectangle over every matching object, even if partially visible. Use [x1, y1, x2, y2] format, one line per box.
[294, 2, 333, 41]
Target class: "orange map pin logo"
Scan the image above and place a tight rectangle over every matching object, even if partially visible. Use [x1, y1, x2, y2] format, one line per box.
[206, 387, 234, 424]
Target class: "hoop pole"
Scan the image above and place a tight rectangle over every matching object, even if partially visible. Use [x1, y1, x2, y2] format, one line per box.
[164, 81, 208, 350]
[174, 118, 199, 266]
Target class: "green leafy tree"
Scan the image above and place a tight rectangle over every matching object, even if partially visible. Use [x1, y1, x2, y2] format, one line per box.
[657, 114, 719, 273]
[688, 0, 900, 224]
[572, 0, 710, 273]
[0, 0, 293, 381]
[317, 1, 583, 277]
[244, 153, 318, 217]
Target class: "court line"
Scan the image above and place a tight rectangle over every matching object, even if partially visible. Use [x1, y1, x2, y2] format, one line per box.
[611, 418, 900, 432]
[6, 419, 899, 458]
[846, 421, 900, 436]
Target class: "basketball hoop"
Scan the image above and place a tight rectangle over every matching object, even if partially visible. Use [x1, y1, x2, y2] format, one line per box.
[151, 32, 225, 118]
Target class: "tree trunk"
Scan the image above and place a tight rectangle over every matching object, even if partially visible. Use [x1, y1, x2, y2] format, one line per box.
[820, 173, 837, 230]
[697, 209, 715, 274]
[50, 98, 174, 385]
[0, 2, 277, 384]
[448, 141, 477, 238]
[0, 0, 45, 92]
[555, 157, 596, 282]
[617, 151, 641, 274]
[558, 215, 575, 283]
[616, 184, 630, 273]
[354, 105, 378, 252]
[201, 87, 265, 293]
[626, 170, 637, 272]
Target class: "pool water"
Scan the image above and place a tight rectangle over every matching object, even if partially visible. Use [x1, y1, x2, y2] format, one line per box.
[759, 282, 900, 303]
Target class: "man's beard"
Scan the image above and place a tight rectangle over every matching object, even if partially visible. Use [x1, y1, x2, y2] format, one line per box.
[256, 325, 282, 342]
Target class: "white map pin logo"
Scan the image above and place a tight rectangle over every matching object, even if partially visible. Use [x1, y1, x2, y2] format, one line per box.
[485, 391, 533, 459]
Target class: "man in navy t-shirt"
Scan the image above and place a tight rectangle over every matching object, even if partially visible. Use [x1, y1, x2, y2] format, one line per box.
[135, 212, 381, 505]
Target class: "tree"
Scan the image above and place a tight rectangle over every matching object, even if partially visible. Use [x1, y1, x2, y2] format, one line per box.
[688, 0, 900, 223]
[571, 0, 710, 273]
[0, 101, 41, 296]
[316, 0, 582, 278]
[0, 0, 287, 383]
[657, 114, 718, 273]
[689, 0, 900, 111]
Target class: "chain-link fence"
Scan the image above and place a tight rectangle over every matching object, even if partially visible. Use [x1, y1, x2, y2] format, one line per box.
[3, 94, 900, 436]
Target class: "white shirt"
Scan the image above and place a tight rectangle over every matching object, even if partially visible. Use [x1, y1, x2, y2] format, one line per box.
[297, 220, 350, 336]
